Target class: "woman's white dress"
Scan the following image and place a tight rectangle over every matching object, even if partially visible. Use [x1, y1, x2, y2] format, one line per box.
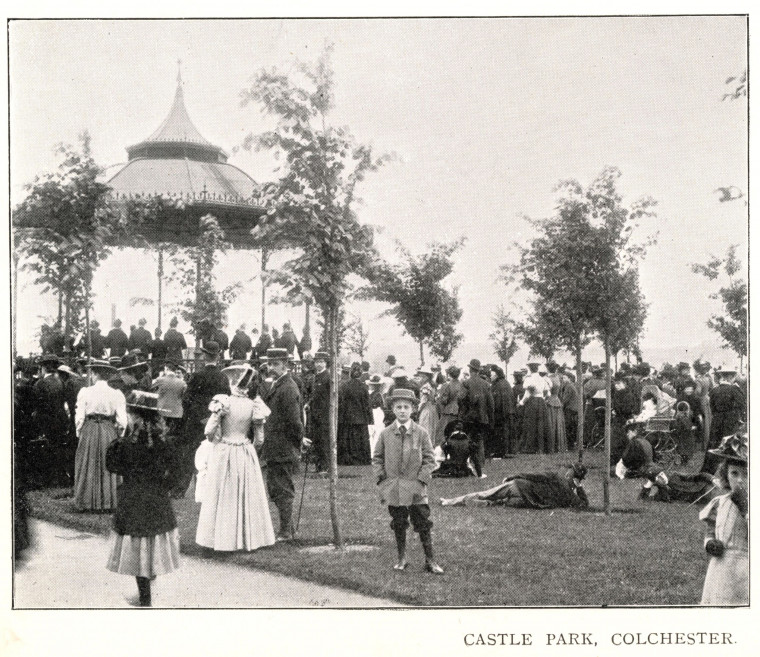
[195, 394, 275, 551]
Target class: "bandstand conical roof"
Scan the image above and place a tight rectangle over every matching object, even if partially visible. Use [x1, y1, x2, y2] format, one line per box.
[107, 70, 265, 247]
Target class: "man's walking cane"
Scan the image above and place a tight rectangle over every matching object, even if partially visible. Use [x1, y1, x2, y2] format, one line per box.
[294, 442, 312, 536]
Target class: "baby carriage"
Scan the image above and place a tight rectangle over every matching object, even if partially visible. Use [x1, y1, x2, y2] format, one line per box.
[642, 401, 682, 469]
[433, 420, 473, 478]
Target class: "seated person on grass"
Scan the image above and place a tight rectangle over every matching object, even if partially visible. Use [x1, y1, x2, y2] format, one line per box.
[614, 423, 671, 501]
[440, 462, 589, 509]
[433, 420, 472, 478]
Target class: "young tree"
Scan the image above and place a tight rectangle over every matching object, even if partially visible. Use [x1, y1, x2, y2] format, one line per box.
[343, 314, 371, 359]
[162, 215, 243, 344]
[429, 320, 463, 364]
[691, 245, 747, 371]
[490, 305, 520, 371]
[504, 167, 656, 515]
[240, 45, 390, 547]
[14, 132, 131, 354]
[365, 239, 465, 367]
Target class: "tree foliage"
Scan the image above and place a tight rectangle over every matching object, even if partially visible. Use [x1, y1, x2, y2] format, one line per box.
[14, 132, 131, 341]
[489, 305, 520, 368]
[503, 167, 655, 514]
[161, 215, 243, 338]
[691, 245, 747, 361]
[365, 239, 465, 365]
[240, 44, 390, 547]
[343, 313, 370, 359]
[723, 70, 747, 101]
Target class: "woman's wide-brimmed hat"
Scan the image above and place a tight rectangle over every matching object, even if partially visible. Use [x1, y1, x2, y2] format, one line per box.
[119, 359, 150, 374]
[388, 388, 418, 405]
[707, 432, 747, 464]
[85, 359, 117, 374]
[37, 353, 61, 367]
[367, 374, 384, 386]
[567, 462, 588, 481]
[446, 364, 461, 378]
[127, 390, 168, 414]
[313, 351, 330, 363]
[444, 418, 466, 439]
[56, 364, 79, 378]
[221, 363, 255, 389]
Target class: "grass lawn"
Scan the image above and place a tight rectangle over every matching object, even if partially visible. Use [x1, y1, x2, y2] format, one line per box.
[27, 448, 711, 607]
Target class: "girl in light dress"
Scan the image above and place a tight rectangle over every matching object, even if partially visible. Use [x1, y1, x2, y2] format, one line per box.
[195, 364, 275, 552]
[700, 432, 748, 605]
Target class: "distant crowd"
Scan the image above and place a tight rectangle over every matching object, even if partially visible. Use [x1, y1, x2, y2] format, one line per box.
[14, 315, 748, 605]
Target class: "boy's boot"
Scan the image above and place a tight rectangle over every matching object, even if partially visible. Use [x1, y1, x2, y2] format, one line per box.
[419, 530, 444, 574]
[393, 528, 408, 570]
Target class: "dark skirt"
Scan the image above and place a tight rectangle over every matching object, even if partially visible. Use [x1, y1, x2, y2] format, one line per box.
[338, 424, 371, 465]
[74, 418, 121, 511]
[520, 397, 548, 454]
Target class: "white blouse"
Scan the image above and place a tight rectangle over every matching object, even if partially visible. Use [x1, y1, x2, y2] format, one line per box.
[75, 379, 128, 436]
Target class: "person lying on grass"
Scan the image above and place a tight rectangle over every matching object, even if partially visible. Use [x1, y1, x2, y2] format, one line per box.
[439, 462, 589, 509]
[372, 388, 444, 574]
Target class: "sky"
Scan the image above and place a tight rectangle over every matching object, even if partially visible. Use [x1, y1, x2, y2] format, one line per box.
[9, 17, 748, 369]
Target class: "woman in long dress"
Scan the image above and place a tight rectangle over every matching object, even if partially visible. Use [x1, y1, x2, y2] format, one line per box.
[337, 363, 373, 465]
[545, 382, 567, 453]
[519, 385, 548, 454]
[195, 364, 275, 552]
[74, 360, 128, 511]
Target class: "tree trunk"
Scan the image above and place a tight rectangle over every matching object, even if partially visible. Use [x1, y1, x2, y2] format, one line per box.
[419, 340, 425, 367]
[327, 303, 343, 548]
[64, 294, 72, 348]
[84, 284, 92, 362]
[576, 343, 585, 463]
[57, 289, 63, 326]
[260, 247, 269, 333]
[12, 252, 18, 357]
[603, 339, 612, 516]
[305, 298, 311, 337]
[157, 247, 164, 332]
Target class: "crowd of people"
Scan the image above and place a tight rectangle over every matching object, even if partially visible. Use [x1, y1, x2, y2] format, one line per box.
[13, 315, 748, 606]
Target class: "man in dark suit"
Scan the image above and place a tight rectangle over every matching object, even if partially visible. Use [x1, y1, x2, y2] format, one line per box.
[150, 327, 168, 371]
[33, 355, 70, 485]
[307, 351, 331, 473]
[459, 358, 494, 478]
[278, 322, 299, 357]
[129, 318, 153, 353]
[75, 319, 106, 358]
[255, 324, 273, 356]
[211, 324, 230, 361]
[261, 348, 309, 541]
[163, 316, 187, 363]
[229, 324, 253, 361]
[56, 364, 86, 482]
[171, 341, 230, 498]
[104, 318, 129, 357]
